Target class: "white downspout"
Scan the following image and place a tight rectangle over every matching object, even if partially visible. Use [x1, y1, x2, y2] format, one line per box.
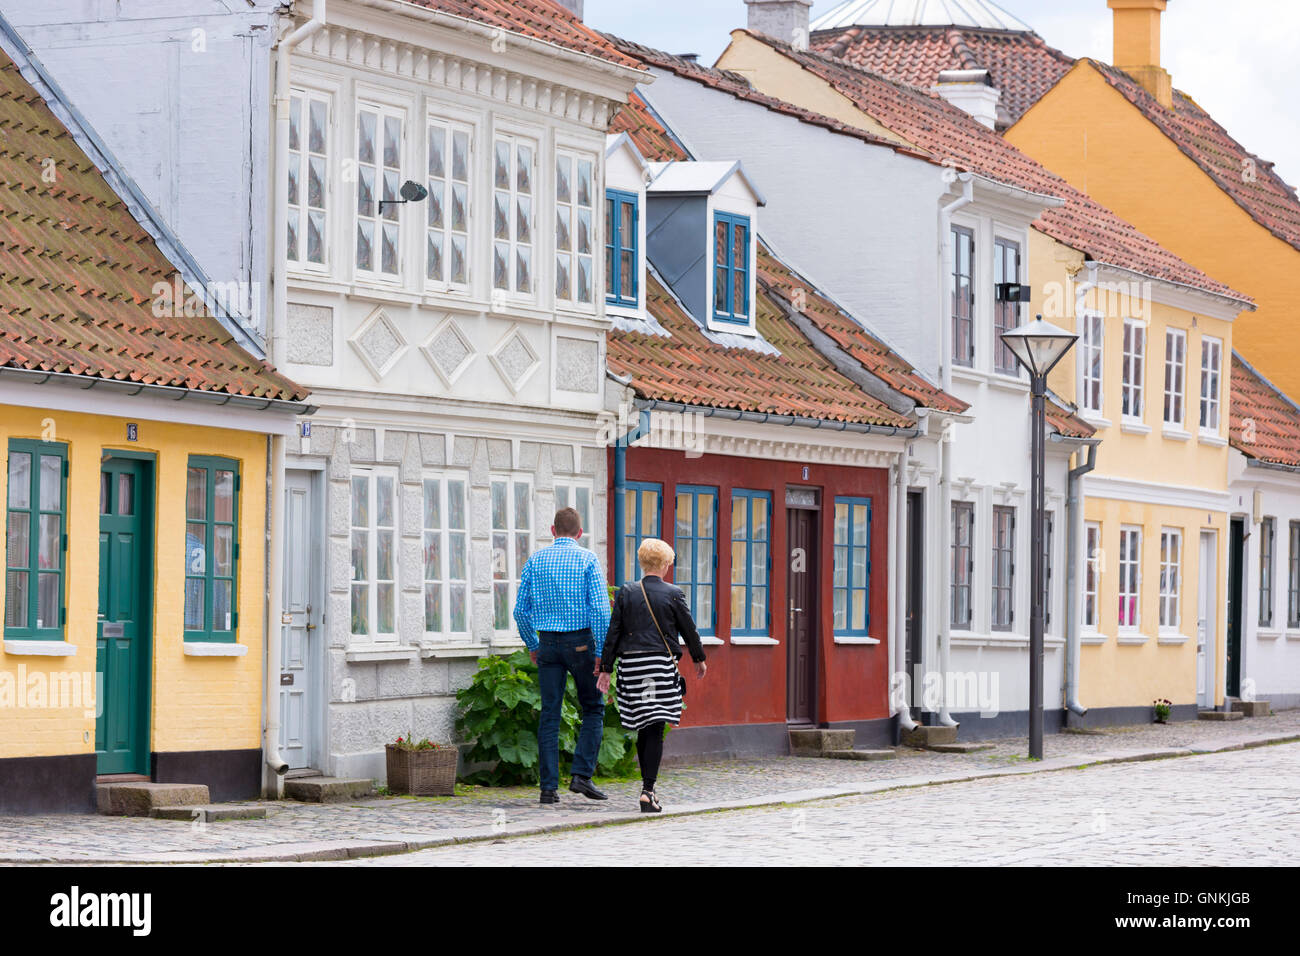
[264, 0, 327, 794]
[1064, 265, 1098, 721]
[936, 174, 973, 728]
[893, 428, 919, 732]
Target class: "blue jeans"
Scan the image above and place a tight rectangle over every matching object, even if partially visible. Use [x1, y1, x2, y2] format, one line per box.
[537, 629, 605, 791]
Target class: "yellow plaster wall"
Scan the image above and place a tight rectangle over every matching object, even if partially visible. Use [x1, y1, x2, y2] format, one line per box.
[0, 406, 267, 759]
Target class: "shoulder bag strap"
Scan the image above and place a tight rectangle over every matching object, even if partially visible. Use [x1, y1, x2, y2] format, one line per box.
[639, 580, 675, 659]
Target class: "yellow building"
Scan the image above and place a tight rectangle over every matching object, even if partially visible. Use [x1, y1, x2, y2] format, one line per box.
[0, 40, 309, 811]
[715, 19, 1253, 722]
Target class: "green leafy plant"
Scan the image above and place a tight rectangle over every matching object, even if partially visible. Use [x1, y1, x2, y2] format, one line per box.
[455, 649, 638, 785]
[1153, 698, 1173, 723]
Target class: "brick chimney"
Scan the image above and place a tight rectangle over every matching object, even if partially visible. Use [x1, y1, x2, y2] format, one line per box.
[554, 0, 584, 20]
[745, 0, 813, 51]
[1108, 0, 1173, 107]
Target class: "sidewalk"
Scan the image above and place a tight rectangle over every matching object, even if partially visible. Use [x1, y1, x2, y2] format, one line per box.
[3, 710, 1297, 864]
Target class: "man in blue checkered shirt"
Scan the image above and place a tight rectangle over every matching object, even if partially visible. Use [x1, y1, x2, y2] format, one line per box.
[513, 506, 612, 804]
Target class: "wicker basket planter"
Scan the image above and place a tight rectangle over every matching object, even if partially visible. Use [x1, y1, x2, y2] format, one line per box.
[385, 744, 458, 796]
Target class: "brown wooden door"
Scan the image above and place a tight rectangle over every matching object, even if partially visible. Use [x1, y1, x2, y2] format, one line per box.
[786, 506, 818, 724]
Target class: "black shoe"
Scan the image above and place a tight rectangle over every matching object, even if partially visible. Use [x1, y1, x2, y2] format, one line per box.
[539, 789, 559, 804]
[568, 775, 608, 800]
[639, 789, 662, 813]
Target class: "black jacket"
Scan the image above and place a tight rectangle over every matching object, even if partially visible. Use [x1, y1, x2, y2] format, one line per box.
[601, 575, 706, 674]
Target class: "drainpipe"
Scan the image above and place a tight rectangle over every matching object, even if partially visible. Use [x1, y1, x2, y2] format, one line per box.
[935, 174, 973, 728]
[264, 0, 327, 792]
[892, 421, 920, 732]
[1064, 440, 1098, 719]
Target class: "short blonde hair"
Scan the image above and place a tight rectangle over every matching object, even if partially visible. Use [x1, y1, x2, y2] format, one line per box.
[637, 538, 676, 574]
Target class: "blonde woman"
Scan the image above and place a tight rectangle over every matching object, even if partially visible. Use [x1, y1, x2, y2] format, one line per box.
[597, 538, 707, 812]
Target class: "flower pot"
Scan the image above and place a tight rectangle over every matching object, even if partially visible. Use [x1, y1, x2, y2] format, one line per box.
[385, 744, 458, 796]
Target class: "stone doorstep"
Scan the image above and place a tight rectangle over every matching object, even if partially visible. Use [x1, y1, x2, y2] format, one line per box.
[788, 728, 856, 756]
[823, 749, 897, 761]
[1198, 710, 1245, 721]
[150, 804, 268, 822]
[901, 725, 959, 748]
[927, 742, 996, 754]
[96, 782, 210, 817]
[282, 776, 376, 803]
[1231, 700, 1272, 717]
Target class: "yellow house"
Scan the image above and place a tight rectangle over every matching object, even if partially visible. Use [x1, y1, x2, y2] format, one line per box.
[0, 39, 309, 811]
[715, 20, 1253, 723]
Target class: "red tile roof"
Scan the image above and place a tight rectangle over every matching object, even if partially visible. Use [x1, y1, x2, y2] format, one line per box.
[1230, 352, 1300, 469]
[610, 91, 689, 162]
[403, 1, 641, 69]
[811, 26, 1074, 128]
[743, 32, 1251, 305]
[1086, 59, 1300, 256]
[0, 52, 307, 402]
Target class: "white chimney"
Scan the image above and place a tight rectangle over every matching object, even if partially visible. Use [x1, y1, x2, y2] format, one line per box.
[933, 69, 1002, 130]
[554, 0, 584, 20]
[745, 0, 813, 51]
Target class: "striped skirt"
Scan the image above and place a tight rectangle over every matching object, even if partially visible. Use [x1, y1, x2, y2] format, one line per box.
[614, 652, 683, 731]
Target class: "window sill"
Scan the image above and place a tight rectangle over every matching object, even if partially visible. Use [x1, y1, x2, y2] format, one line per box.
[183, 642, 248, 657]
[1286, 631, 1300, 642]
[1120, 420, 1151, 435]
[1080, 414, 1111, 430]
[951, 630, 1065, 649]
[1199, 432, 1227, 447]
[1156, 631, 1192, 645]
[419, 643, 488, 659]
[699, 635, 725, 646]
[833, 635, 881, 645]
[730, 635, 778, 646]
[345, 645, 418, 663]
[985, 371, 1028, 394]
[1116, 631, 1152, 646]
[1256, 629, 1284, 642]
[1080, 630, 1107, 646]
[3, 639, 77, 657]
[1162, 426, 1191, 442]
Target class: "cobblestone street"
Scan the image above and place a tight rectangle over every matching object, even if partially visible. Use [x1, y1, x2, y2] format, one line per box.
[1, 711, 1296, 864]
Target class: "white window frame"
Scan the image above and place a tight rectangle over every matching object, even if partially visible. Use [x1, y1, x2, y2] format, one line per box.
[350, 468, 400, 644]
[355, 101, 407, 281]
[421, 473, 471, 642]
[424, 115, 474, 293]
[1200, 335, 1223, 435]
[1260, 516, 1276, 628]
[1083, 521, 1101, 630]
[1163, 328, 1186, 428]
[1118, 525, 1142, 631]
[491, 131, 538, 300]
[554, 479, 594, 552]
[491, 474, 535, 635]
[554, 148, 597, 310]
[1079, 312, 1105, 416]
[287, 87, 332, 273]
[1121, 319, 1146, 423]
[1158, 528, 1182, 631]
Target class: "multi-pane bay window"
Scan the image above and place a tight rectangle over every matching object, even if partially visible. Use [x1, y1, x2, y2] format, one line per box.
[1121, 319, 1146, 421]
[605, 189, 638, 308]
[350, 471, 397, 641]
[491, 476, 533, 632]
[621, 481, 661, 585]
[1079, 313, 1104, 415]
[554, 482, 593, 551]
[422, 476, 469, 639]
[951, 502, 974, 628]
[833, 497, 872, 635]
[288, 90, 328, 268]
[730, 490, 770, 635]
[1259, 516, 1275, 628]
[674, 487, 717, 634]
[493, 134, 535, 296]
[1083, 521, 1101, 630]
[1200, 336, 1223, 433]
[1163, 328, 1186, 426]
[993, 238, 1021, 374]
[1159, 528, 1181, 631]
[5, 440, 67, 639]
[713, 212, 750, 324]
[1119, 526, 1141, 629]
[991, 506, 1015, 631]
[951, 226, 974, 367]
[426, 118, 471, 289]
[1289, 521, 1300, 629]
[185, 458, 239, 641]
[356, 104, 404, 278]
[556, 151, 595, 307]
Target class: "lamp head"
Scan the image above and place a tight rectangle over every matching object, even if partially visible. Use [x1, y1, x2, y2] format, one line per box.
[1001, 314, 1078, 378]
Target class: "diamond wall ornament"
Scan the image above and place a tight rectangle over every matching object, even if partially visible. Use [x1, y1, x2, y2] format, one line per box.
[349, 307, 408, 380]
[488, 325, 541, 394]
[421, 316, 475, 387]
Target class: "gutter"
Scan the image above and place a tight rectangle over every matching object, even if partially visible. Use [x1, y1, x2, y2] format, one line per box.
[0, 367, 314, 416]
[629, 398, 919, 438]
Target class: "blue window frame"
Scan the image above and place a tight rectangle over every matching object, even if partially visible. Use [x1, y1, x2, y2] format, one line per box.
[605, 189, 639, 308]
[674, 485, 717, 635]
[730, 489, 770, 635]
[712, 211, 750, 325]
[833, 497, 872, 635]
[621, 481, 662, 584]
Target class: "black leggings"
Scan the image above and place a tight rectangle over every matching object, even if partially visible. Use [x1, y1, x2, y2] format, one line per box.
[636, 722, 666, 791]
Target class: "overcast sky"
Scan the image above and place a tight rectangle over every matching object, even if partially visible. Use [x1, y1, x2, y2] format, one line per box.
[585, 0, 1300, 188]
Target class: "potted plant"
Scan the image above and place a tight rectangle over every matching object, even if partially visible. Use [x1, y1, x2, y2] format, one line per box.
[1153, 699, 1173, 724]
[385, 734, 458, 796]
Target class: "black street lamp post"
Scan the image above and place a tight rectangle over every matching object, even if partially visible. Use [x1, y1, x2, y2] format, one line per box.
[1001, 315, 1078, 759]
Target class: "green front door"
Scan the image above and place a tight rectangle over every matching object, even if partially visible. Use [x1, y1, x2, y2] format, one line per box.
[96, 456, 153, 775]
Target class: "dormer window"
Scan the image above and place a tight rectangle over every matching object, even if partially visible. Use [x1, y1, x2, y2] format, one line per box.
[606, 189, 639, 308]
[713, 211, 750, 325]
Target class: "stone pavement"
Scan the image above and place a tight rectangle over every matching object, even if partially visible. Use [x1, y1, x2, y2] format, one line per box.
[2, 710, 1297, 864]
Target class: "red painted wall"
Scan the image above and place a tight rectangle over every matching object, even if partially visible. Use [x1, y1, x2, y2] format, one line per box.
[607, 447, 892, 728]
